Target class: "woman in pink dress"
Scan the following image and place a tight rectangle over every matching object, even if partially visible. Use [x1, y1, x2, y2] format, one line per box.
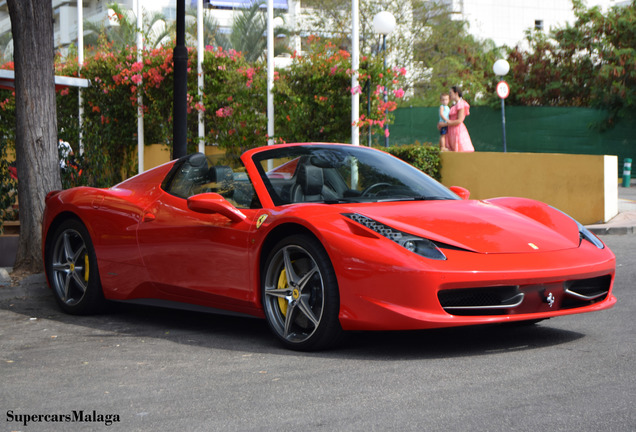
[441, 86, 474, 152]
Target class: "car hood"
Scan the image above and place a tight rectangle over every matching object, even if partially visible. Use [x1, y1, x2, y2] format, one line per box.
[342, 199, 580, 254]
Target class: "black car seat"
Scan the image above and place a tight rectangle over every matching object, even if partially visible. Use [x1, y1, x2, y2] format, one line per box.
[291, 164, 338, 203]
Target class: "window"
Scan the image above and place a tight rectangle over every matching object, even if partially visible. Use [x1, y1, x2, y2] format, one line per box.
[162, 152, 260, 209]
[535, 20, 544, 31]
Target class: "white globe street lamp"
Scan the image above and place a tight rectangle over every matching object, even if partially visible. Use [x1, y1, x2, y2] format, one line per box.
[273, 16, 284, 28]
[373, 11, 396, 147]
[493, 59, 510, 152]
[373, 11, 396, 35]
[493, 59, 510, 77]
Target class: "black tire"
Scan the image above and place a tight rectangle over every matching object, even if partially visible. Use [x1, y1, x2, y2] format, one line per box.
[45, 219, 105, 315]
[262, 235, 342, 351]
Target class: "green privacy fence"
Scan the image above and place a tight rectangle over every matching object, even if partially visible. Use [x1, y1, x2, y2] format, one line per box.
[391, 106, 636, 171]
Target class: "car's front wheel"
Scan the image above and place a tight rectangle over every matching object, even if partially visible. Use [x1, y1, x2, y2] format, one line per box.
[46, 219, 105, 315]
[262, 235, 342, 351]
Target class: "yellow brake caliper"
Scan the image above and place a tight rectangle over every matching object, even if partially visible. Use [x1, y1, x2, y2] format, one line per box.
[277, 268, 288, 316]
[84, 253, 90, 283]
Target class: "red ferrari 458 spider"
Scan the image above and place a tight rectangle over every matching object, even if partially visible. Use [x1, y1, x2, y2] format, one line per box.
[43, 143, 616, 350]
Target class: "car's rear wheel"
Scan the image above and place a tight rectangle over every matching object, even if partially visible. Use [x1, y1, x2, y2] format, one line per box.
[46, 219, 104, 314]
[262, 235, 342, 351]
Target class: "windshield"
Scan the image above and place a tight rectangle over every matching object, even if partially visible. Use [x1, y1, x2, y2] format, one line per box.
[251, 145, 459, 206]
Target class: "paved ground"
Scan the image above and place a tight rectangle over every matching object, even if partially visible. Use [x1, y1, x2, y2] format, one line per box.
[0, 235, 634, 432]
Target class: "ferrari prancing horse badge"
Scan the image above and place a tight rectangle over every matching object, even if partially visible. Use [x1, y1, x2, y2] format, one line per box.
[256, 214, 268, 229]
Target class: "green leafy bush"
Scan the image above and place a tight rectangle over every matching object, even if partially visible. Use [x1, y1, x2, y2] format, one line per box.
[383, 142, 441, 181]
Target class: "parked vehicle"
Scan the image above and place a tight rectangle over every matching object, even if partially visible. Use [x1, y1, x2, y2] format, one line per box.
[42, 143, 616, 350]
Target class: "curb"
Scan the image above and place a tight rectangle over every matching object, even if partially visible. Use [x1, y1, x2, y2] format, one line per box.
[587, 225, 636, 236]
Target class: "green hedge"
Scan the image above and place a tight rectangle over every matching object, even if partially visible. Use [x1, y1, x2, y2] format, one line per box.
[383, 142, 441, 181]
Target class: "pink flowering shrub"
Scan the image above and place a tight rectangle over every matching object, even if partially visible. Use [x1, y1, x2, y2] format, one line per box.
[274, 36, 406, 144]
[4, 35, 406, 188]
[200, 46, 267, 152]
[52, 42, 268, 185]
[0, 62, 17, 226]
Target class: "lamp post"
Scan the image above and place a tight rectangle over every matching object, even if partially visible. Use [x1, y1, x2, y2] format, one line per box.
[493, 59, 510, 153]
[351, 0, 360, 146]
[373, 11, 396, 148]
[173, 0, 187, 159]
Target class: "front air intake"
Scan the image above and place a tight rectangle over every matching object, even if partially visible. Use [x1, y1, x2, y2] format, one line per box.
[438, 286, 523, 316]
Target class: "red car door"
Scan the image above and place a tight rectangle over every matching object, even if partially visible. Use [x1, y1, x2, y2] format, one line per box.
[136, 190, 259, 313]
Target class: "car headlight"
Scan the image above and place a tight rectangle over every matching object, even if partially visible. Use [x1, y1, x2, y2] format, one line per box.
[550, 206, 604, 249]
[576, 220, 605, 249]
[343, 213, 447, 260]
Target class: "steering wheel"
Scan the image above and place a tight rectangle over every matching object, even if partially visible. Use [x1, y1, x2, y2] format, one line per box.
[361, 182, 393, 197]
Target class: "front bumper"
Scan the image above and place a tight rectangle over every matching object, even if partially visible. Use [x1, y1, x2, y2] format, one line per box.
[334, 243, 616, 331]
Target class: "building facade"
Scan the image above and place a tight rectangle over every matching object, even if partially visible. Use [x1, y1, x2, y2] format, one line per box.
[445, 0, 629, 47]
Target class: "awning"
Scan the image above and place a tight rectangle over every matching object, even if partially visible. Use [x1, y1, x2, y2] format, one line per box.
[0, 69, 90, 92]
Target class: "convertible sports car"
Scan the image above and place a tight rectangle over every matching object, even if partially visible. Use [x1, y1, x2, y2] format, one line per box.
[43, 143, 616, 350]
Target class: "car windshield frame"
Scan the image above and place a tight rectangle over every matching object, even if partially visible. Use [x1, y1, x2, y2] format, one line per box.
[251, 144, 459, 206]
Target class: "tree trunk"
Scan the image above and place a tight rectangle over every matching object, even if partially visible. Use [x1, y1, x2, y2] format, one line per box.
[7, 0, 61, 273]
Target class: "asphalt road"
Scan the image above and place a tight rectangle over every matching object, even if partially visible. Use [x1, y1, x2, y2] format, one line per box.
[1, 235, 634, 432]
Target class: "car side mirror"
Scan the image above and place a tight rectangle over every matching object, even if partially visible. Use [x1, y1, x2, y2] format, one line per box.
[449, 186, 470, 200]
[187, 193, 246, 222]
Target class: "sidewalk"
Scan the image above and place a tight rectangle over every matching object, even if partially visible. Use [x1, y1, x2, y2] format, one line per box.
[586, 185, 636, 235]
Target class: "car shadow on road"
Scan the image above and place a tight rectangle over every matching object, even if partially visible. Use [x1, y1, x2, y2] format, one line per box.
[1, 289, 585, 360]
[335, 323, 584, 360]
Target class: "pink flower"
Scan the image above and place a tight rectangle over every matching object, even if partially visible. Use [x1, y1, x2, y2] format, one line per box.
[350, 85, 362, 95]
[131, 74, 142, 85]
[131, 61, 143, 73]
[215, 106, 234, 118]
[194, 102, 205, 112]
[393, 88, 405, 98]
[384, 128, 390, 137]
